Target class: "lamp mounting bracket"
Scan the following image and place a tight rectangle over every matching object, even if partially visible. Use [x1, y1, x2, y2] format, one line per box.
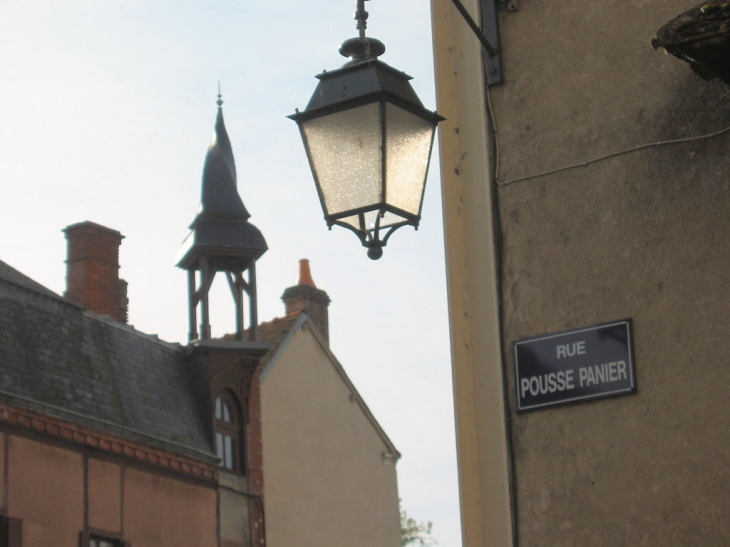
[450, 0, 503, 85]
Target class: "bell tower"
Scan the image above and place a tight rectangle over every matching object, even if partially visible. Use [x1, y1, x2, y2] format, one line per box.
[176, 93, 267, 341]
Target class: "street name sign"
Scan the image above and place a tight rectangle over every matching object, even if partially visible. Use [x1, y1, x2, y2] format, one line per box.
[514, 319, 636, 412]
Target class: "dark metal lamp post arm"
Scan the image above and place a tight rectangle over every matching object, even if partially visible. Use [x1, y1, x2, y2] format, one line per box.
[449, 0, 498, 56]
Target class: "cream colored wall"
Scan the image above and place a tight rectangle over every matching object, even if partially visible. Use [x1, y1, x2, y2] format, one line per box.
[260, 322, 401, 547]
[430, 0, 513, 545]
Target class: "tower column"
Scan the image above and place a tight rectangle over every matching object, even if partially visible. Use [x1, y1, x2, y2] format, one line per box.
[188, 269, 198, 341]
[227, 270, 245, 340]
[248, 262, 258, 341]
[200, 257, 212, 340]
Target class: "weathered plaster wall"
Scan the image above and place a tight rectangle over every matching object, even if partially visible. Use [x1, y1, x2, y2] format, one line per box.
[8, 435, 84, 547]
[218, 471, 254, 547]
[87, 458, 122, 533]
[492, 0, 730, 544]
[124, 466, 217, 547]
[1, 431, 219, 547]
[260, 325, 401, 547]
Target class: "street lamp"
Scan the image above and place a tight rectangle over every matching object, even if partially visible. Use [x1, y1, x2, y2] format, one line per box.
[289, 0, 444, 260]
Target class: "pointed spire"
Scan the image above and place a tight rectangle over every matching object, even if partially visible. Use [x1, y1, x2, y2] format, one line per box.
[198, 91, 249, 220]
[176, 92, 267, 270]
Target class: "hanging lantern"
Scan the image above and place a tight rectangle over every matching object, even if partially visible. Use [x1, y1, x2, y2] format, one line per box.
[289, 1, 444, 260]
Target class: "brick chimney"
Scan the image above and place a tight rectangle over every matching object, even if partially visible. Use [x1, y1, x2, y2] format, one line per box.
[63, 221, 128, 323]
[282, 259, 331, 342]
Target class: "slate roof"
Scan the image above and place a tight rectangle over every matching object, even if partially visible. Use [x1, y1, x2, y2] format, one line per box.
[259, 313, 302, 369]
[0, 261, 63, 301]
[0, 260, 214, 462]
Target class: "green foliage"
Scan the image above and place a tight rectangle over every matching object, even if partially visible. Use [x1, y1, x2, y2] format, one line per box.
[400, 502, 437, 547]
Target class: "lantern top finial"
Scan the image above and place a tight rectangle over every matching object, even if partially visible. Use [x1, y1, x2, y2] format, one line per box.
[339, 37, 385, 62]
[339, 0, 386, 64]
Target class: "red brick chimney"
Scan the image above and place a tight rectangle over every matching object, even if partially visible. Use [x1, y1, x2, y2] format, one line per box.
[282, 259, 331, 342]
[63, 221, 128, 323]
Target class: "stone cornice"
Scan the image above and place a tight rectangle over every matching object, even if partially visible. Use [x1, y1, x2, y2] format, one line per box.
[0, 401, 217, 482]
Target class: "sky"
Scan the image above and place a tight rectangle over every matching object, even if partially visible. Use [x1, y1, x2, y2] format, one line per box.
[0, 1, 460, 545]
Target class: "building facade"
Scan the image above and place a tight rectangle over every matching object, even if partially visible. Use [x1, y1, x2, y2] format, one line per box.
[260, 262, 401, 547]
[431, 0, 730, 545]
[0, 97, 401, 547]
[0, 254, 224, 547]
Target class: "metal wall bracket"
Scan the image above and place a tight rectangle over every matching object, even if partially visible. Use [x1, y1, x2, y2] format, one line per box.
[450, 0, 503, 85]
[481, 0, 503, 85]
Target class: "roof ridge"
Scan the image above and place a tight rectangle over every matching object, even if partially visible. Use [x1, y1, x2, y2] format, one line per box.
[79, 308, 184, 352]
[0, 259, 65, 301]
[0, 259, 182, 352]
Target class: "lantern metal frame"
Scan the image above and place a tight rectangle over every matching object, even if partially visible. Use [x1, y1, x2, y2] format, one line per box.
[289, 1, 444, 260]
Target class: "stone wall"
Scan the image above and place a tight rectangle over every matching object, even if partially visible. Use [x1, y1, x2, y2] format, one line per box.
[491, 1, 730, 544]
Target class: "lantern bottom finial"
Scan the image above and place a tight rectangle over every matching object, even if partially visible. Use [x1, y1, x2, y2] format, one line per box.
[367, 242, 384, 260]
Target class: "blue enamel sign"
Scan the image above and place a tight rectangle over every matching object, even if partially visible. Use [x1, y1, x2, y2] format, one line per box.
[514, 319, 636, 412]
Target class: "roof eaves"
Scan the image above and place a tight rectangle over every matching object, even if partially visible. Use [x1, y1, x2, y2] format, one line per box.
[259, 313, 308, 383]
[0, 389, 218, 464]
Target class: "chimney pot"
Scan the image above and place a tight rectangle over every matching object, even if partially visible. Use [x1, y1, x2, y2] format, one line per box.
[282, 259, 330, 343]
[298, 259, 316, 287]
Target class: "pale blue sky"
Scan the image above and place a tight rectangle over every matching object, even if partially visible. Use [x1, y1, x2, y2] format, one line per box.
[0, 1, 460, 545]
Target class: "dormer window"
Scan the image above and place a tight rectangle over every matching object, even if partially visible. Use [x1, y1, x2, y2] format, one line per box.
[215, 392, 243, 472]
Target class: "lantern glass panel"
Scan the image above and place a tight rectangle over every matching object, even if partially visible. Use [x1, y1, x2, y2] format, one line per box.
[301, 103, 383, 216]
[384, 104, 435, 216]
[339, 210, 405, 234]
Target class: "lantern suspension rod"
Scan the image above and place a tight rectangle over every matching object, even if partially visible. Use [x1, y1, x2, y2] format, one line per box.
[449, 0, 497, 56]
[355, 0, 368, 38]
[355, 0, 372, 58]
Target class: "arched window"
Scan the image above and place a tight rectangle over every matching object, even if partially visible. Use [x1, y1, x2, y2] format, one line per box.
[214, 392, 243, 472]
